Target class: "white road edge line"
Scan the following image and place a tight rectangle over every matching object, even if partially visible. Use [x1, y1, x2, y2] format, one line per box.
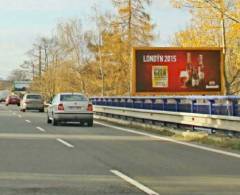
[111, 170, 159, 195]
[95, 121, 240, 159]
[25, 120, 31, 123]
[56, 138, 74, 148]
[36, 126, 46, 132]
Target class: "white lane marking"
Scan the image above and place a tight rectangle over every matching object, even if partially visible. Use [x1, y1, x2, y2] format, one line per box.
[36, 127, 46, 132]
[56, 138, 74, 148]
[95, 121, 240, 159]
[18, 115, 22, 118]
[111, 170, 159, 195]
[25, 120, 31, 123]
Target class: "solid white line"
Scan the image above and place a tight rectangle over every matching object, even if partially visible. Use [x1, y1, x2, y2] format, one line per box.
[25, 120, 31, 123]
[95, 121, 240, 159]
[36, 126, 46, 132]
[111, 170, 159, 195]
[56, 138, 74, 148]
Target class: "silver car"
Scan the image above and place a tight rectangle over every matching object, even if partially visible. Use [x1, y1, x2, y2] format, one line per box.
[47, 93, 93, 126]
[21, 93, 44, 112]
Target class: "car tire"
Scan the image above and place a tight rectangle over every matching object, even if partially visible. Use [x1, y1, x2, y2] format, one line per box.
[6, 104, 8, 106]
[17, 103, 20, 107]
[47, 115, 51, 124]
[87, 120, 93, 127]
[39, 108, 44, 112]
[52, 117, 58, 126]
[22, 109, 26, 112]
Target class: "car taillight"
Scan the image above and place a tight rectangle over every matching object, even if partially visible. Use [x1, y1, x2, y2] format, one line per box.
[58, 103, 64, 111]
[87, 104, 93, 112]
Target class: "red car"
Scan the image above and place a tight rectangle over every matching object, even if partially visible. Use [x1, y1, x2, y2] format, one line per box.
[5, 95, 20, 106]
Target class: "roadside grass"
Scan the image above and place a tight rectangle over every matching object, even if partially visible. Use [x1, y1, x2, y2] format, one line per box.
[173, 131, 240, 150]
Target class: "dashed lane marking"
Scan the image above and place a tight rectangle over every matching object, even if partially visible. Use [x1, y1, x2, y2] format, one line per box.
[111, 170, 159, 195]
[56, 138, 74, 148]
[36, 126, 46, 132]
[25, 120, 31, 123]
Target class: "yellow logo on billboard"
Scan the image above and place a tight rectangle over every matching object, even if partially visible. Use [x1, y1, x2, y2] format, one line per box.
[152, 66, 168, 88]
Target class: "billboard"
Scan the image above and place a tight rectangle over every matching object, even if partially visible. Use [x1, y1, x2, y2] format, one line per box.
[13, 81, 31, 92]
[132, 47, 224, 95]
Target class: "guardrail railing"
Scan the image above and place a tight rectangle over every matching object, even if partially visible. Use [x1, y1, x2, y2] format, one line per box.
[91, 96, 240, 117]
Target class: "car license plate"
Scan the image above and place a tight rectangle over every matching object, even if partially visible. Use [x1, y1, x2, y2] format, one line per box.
[69, 106, 82, 110]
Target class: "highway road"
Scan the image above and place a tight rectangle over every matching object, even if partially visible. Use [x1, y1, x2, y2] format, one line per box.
[0, 103, 240, 195]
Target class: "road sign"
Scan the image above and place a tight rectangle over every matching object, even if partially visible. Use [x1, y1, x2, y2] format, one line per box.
[13, 80, 31, 92]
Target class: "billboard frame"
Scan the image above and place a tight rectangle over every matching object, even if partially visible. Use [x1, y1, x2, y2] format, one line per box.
[131, 47, 225, 96]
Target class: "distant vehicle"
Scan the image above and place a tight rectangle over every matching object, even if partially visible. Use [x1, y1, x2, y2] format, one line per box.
[5, 95, 20, 106]
[20, 93, 44, 112]
[47, 93, 93, 126]
[0, 95, 7, 102]
[0, 97, 5, 102]
[0, 90, 9, 102]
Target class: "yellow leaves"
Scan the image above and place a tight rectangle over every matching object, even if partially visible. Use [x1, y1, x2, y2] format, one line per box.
[28, 0, 154, 97]
[119, 7, 131, 15]
[231, 23, 240, 32]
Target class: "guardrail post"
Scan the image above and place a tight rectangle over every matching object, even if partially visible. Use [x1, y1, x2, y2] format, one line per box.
[131, 98, 134, 108]
[163, 99, 167, 111]
[230, 99, 237, 116]
[141, 99, 144, 109]
[191, 99, 196, 113]
[175, 98, 180, 112]
[151, 99, 155, 110]
[124, 98, 127, 108]
[208, 99, 215, 115]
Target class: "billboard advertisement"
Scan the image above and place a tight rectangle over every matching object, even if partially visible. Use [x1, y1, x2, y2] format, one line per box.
[132, 47, 224, 95]
[13, 81, 31, 92]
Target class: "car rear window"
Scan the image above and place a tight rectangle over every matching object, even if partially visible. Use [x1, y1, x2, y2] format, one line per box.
[10, 96, 19, 99]
[26, 95, 42, 100]
[60, 94, 87, 101]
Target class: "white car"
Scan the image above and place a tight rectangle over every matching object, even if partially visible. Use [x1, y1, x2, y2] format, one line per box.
[47, 93, 93, 126]
[21, 93, 44, 112]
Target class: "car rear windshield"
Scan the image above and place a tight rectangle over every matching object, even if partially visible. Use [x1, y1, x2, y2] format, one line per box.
[60, 94, 87, 102]
[26, 95, 42, 100]
[10, 96, 19, 99]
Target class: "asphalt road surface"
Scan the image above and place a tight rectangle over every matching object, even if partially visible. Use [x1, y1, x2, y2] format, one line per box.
[0, 103, 239, 195]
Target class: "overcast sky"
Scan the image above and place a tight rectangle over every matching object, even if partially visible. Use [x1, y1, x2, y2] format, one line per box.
[0, 0, 191, 79]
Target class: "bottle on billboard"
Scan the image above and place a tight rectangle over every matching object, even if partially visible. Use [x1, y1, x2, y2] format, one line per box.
[186, 52, 193, 87]
[198, 54, 205, 88]
[192, 66, 199, 87]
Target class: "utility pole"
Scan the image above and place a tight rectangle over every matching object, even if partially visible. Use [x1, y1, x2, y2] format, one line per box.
[220, 0, 226, 55]
[32, 62, 35, 80]
[38, 46, 42, 77]
[220, 0, 228, 94]
[128, 0, 132, 95]
[98, 34, 104, 97]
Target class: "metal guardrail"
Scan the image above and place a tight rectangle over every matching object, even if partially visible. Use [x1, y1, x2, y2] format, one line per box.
[93, 105, 240, 134]
[91, 96, 240, 134]
[91, 96, 240, 117]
